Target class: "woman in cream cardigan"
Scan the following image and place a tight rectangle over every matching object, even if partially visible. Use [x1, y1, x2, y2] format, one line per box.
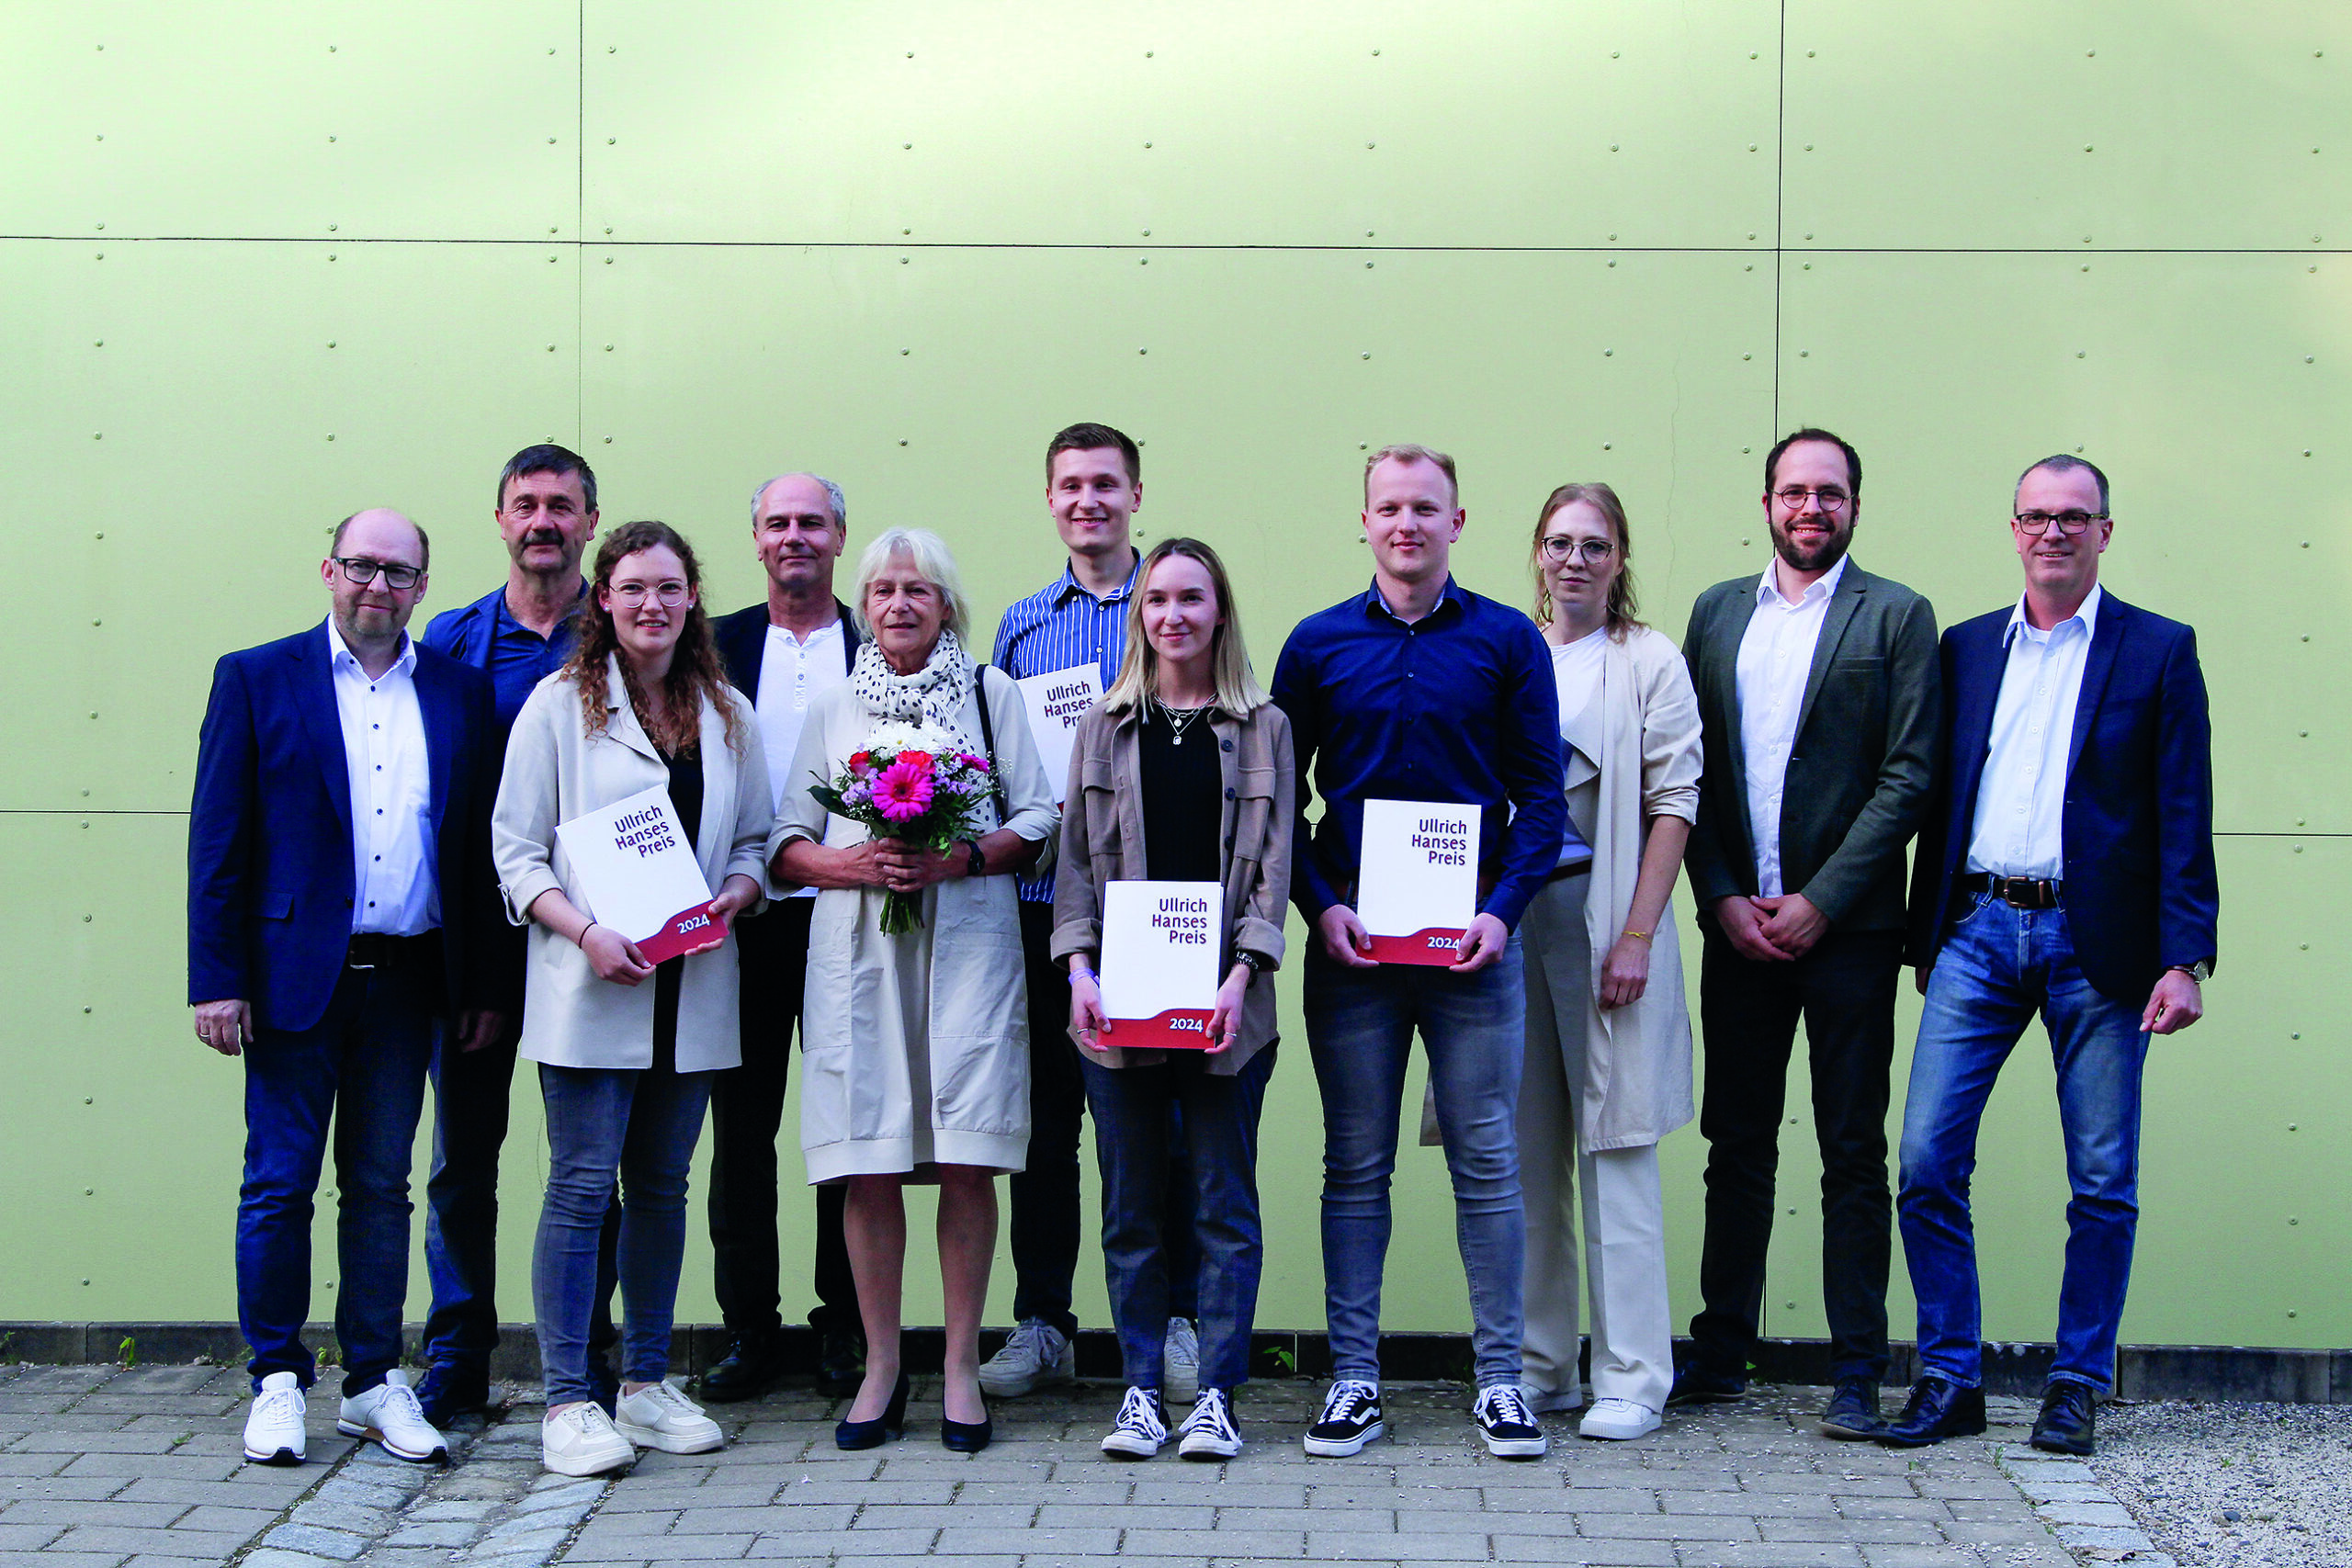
[492, 522, 772, 1477]
[1517, 484, 1703, 1442]
[772, 528, 1059, 1456]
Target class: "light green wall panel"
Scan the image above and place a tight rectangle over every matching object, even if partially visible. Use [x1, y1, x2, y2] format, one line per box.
[584, 0, 1778, 248]
[1784, 2, 2352, 251]
[2, 3, 582, 240]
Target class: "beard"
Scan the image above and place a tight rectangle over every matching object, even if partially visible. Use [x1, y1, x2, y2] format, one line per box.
[1771, 519, 1852, 575]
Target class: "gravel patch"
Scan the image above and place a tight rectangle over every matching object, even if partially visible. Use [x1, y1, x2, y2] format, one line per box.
[2086, 1400, 2352, 1566]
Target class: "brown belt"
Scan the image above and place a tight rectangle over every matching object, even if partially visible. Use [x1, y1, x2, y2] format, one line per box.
[1959, 873, 2063, 910]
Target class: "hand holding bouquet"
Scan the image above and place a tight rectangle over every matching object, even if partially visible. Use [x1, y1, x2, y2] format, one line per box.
[809, 722, 998, 934]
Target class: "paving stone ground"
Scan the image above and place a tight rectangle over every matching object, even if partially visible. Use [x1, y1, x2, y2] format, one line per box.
[0, 1360, 2161, 1568]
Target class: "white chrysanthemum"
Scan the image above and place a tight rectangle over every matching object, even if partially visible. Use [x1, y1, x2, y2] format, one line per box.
[863, 720, 958, 757]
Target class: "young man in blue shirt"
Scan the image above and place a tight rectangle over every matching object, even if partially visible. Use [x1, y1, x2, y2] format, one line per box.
[1271, 445, 1565, 1458]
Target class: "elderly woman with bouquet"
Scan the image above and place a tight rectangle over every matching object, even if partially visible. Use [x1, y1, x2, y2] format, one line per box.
[772, 527, 1059, 1455]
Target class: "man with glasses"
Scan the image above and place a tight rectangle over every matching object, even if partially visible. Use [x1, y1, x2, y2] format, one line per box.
[1882, 456, 2216, 1454]
[1675, 429, 1940, 1438]
[189, 510, 505, 1466]
[417, 445, 617, 1426]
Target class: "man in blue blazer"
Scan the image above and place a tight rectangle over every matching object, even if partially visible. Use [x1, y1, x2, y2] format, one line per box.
[188, 509, 506, 1468]
[1883, 456, 2218, 1455]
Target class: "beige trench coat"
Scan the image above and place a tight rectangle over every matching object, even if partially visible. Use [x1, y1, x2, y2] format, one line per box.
[771, 667, 1060, 1181]
[492, 659, 774, 1074]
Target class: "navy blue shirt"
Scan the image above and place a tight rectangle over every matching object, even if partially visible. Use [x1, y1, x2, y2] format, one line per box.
[1270, 578, 1566, 932]
[421, 581, 586, 736]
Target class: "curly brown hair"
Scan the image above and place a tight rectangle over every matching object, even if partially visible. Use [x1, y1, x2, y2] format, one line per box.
[559, 521, 743, 756]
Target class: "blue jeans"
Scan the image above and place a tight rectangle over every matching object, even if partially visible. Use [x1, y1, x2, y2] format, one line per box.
[534, 1063, 714, 1407]
[239, 963, 435, 1395]
[1898, 895, 2151, 1391]
[1082, 1048, 1275, 1393]
[1305, 942, 1528, 1387]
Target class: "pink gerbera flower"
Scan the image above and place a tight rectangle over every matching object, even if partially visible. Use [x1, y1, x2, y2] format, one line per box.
[872, 758, 936, 822]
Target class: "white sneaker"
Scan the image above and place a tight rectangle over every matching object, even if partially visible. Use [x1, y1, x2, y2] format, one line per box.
[1473, 1382, 1550, 1458]
[1100, 1384, 1170, 1458]
[541, 1402, 637, 1476]
[615, 1379, 724, 1454]
[978, 1319, 1074, 1397]
[1577, 1397, 1662, 1441]
[1178, 1387, 1242, 1460]
[336, 1369, 447, 1462]
[1163, 1317, 1201, 1404]
[243, 1371, 307, 1465]
[1523, 1383, 1585, 1416]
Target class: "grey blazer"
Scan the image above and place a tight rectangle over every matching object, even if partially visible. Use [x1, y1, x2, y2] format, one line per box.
[1682, 560, 1940, 934]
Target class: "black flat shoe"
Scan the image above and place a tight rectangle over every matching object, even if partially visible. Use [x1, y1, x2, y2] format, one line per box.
[1819, 1377, 1885, 1439]
[941, 1410, 993, 1454]
[1878, 1377, 1986, 1448]
[2030, 1381, 2098, 1455]
[816, 1327, 867, 1400]
[1666, 1365, 1747, 1407]
[834, 1369, 910, 1450]
[700, 1332, 790, 1404]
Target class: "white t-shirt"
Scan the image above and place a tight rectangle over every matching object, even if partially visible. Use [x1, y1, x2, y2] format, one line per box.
[1551, 626, 1609, 767]
[756, 619, 851, 897]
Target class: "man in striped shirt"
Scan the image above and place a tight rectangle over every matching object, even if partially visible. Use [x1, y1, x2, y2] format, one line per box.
[981, 423, 1200, 1402]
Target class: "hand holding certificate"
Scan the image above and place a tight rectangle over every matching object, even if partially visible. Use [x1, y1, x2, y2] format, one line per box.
[554, 784, 728, 964]
[1090, 880, 1226, 1049]
[1356, 797, 1481, 965]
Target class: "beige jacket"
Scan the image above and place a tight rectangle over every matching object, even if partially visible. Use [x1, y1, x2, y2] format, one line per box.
[492, 659, 773, 1073]
[1051, 701, 1295, 1075]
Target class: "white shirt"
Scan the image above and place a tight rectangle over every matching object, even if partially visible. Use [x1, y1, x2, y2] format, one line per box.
[1965, 586, 2103, 881]
[756, 618, 851, 897]
[1552, 626, 1608, 773]
[1735, 554, 1849, 897]
[326, 620, 437, 935]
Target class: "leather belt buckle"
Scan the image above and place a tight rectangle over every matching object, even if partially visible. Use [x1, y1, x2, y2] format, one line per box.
[1994, 876, 2061, 911]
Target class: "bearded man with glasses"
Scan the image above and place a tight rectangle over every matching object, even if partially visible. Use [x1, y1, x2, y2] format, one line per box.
[1672, 428, 1941, 1438]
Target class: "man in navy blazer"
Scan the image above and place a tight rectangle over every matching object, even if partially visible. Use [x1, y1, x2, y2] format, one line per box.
[188, 509, 506, 1468]
[1883, 456, 2218, 1456]
[698, 471, 866, 1403]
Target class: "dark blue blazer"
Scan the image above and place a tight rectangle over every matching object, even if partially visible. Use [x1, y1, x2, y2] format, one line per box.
[1905, 591, 2220, 1007]
[710, 598, 860, 699]
[187, 621, 507, 1033]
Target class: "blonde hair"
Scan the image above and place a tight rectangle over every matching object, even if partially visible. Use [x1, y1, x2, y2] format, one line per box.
[1363, 443, 1459, 505]
[851, 527, 970, 643]
[1532, 482, 1644, 639]
[1102, 537, 1268, 720]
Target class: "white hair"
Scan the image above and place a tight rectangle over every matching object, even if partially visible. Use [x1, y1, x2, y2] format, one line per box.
[853, 527, 970, 642]
[749, 471, 847, 530]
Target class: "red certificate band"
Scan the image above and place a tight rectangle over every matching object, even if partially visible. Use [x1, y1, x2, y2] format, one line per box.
[1111, 1007, 1218, 1049]
[1366, 927, 1466, 966]
[636, 903, 729, 964]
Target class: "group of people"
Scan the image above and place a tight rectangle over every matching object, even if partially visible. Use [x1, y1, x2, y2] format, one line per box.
[187, 420, 2216, 1483]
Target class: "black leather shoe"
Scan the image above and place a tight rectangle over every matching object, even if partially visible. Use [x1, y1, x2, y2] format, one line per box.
[834, 1370, 910, 1451]
[414, 1365, 495, 1429]
[1818, 1377, 1884, 1439]
[1666, 1365, 1748, 1407]
[1878, 1377, 1986, 1448]
[700, 1332, 790, 1404]
[816, 1328, 867, 1400]
[2030, 1381, 2098, 1456]
[942, 1407, 993, 1454]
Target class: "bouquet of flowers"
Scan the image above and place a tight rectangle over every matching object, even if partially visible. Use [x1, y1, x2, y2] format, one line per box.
[809, 721, 999, 935]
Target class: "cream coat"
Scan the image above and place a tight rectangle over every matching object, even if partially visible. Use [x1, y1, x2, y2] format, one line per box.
[772, 666, 1060, 1181]
[492, 658, 773, 1074]
[1541, 624, 1704, 1151]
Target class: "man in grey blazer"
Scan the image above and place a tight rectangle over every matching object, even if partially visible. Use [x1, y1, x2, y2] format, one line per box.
[1673, 429, 1940, 1438]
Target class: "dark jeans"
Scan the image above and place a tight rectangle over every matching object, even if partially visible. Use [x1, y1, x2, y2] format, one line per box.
[1690, 924, 1903, 1384]
[1899, 896, 2150, 1391]
[535, 1061, 715, 1408]
[423, 1015, 620, 1378]
[707, 897, 860, 1340]
[1013, 901, 1201, 1337]
[239, 958, 435, 1396]
[1082, 1048, 1275, 1393]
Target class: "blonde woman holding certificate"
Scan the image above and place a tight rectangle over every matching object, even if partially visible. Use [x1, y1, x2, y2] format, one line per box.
[1517, 485, 1702, 1442]
[492, 522, 772, 1476]
[1056, 537, 1293, 1461]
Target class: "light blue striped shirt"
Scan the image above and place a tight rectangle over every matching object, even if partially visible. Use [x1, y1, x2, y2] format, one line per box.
[992, 556, 1141, 903]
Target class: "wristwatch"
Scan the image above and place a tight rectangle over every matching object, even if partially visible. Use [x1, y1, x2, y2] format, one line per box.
[1234, 949, 1269, 987]
[964, 840, 987, 878]
[2171, 960, 2212, 985]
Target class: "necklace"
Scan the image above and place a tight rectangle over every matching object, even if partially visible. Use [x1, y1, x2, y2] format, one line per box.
[1151, 694, 1212, 746]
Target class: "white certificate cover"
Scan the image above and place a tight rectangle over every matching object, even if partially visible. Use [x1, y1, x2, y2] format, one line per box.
[1099, 880, 1223, 1049]
[1356, 798, 1479, 965]
[553, 784, 725, 964]
[1014, 664, 1104, 804]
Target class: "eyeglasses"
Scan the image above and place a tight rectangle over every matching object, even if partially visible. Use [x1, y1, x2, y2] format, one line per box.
[609, 581, 691, 607]
[1771, 486, 1851, 512]
[333, 557, 423, 591]
[1539, 536, 1618, 564]
[2013, 510, 2106, 536]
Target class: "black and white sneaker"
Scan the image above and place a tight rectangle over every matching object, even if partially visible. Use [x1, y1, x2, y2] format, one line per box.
[1304, 1379, 1385, 1457]
[1100, 1385, 1170, 1459]
[1178, 1387, 1242, 1460]
[1474, 1382, 1549, 1457]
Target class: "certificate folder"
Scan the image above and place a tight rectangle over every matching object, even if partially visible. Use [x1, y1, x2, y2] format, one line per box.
[1356, 797, 1479, 965]
[553, 784, 727, 964]
[1099, 880, 1223, 1048]
[1015, 663, 1104, 805]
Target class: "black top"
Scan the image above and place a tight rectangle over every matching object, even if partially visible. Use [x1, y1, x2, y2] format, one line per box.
[650, 743, 706, 1070]
[1137, 704, 1223, 886]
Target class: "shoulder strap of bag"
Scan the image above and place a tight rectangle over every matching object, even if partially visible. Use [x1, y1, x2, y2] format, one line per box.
[973, 664, 1011, 820]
